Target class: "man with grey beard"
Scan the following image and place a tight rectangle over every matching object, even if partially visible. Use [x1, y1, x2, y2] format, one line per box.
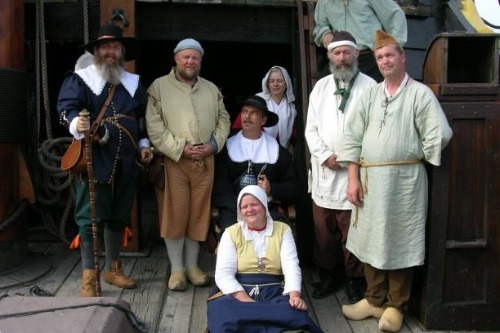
[57, 24, 153, 297]
[305, 31, 376, 302]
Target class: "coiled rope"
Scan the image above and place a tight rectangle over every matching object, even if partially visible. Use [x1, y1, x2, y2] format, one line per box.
[33, 0, 93, 244]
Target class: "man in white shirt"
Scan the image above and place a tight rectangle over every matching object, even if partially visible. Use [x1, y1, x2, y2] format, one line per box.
[305, 31, 376, 301]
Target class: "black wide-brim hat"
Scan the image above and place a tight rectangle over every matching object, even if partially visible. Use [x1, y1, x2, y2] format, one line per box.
[241, 95, 279, 127]
[82, 24, 139, 61]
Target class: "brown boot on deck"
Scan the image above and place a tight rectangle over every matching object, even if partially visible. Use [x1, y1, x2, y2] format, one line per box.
[104, 260, 137, 289]
[81, 269, 97, 297]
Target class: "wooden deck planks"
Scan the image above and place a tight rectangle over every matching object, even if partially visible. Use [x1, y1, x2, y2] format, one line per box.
[121, 245, 168, 332]
[2, 242, 493, 333]
[189, 251, 216, 333]
[332, 287, 381, 333]
[302, 273, 353, 333]
[28, 242, 81, 296]
[160, 286, 198, 332]
[188, 286, 211, 333]
[157, 249, 215, 333]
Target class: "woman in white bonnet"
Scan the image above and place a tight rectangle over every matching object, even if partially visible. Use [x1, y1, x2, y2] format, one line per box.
[207, 185, 323, 333]
[257, 66, 297, 148]
[233, 66, 297, 149]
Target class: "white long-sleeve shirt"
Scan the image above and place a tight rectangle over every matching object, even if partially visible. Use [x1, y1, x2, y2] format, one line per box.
[215, 221, 302, 296]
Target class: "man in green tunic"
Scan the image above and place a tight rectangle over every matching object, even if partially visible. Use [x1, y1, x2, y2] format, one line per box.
[313, 0, 407, 81]
[337, 30, 453, 332]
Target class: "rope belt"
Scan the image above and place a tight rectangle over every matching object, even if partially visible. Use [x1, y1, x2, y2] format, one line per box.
[353, 157, 421, 227]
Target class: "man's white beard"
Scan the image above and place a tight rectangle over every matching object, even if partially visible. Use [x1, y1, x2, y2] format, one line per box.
[95, 59, 124, 85]
[330, 61, 358, 82]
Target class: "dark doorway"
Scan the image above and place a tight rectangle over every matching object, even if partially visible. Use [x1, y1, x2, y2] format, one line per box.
[27, 3, 315, 266]
[138, 39, 314, 267]
[138, 40, 294, 124]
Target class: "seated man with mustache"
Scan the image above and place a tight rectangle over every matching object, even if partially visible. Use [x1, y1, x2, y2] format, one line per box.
[212, 95, 299, 237]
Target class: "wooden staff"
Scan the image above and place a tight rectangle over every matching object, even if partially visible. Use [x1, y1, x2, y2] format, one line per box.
[80, 109, 101, 296]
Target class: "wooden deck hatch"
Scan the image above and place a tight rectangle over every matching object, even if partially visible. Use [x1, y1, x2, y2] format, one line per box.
[422, 33, 500, 99]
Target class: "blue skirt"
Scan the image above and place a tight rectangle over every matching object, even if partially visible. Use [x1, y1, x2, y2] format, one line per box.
[207, 274, 323, 333]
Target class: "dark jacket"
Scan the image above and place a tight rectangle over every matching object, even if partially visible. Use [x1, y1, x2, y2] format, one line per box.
[57, 71, 147, 183]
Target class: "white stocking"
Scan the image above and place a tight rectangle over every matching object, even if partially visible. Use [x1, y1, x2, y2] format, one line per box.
[185, 238, 200, 270]
[164, 237, 185, 273]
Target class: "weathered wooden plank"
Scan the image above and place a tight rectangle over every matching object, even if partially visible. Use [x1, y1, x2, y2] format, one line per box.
[30, 242, 81, 296]
[190, 249, 216, 333]
[0, 242, 76, 297]
[190, 285, 211, 333]
[302, 276, 352, 333]
[19, 241, 500, 333]
[121, 245, 168, 332]
[158, 285, 197, 333]
[300, 270, 320, 325]
[156, 248, 214, 333]
[405, 312, 439, 333]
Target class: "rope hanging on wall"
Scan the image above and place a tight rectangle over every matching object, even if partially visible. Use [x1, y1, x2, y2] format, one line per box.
[33, 0, 91, 244]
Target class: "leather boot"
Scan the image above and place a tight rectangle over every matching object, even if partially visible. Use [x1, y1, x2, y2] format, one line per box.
[312, 269, 336, 299]
[104, 260, 137, 289]
[81, 269, 97, 297]
[345, 278, 366, 303]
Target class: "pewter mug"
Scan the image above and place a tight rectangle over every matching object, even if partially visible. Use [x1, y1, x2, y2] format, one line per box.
[239, 173, 258, 189]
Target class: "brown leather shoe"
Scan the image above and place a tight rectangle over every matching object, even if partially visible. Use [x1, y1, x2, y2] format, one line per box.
[81, 269, 97, 297]
[104, 260, 137, 289]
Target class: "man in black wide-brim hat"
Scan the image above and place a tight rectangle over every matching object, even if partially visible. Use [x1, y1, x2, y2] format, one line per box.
[57, 24, 153, 297]
[83, 24, 139, 62]
[211, 94, 300, 237]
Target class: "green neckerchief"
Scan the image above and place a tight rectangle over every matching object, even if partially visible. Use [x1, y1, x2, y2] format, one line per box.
[334, 70, 359, 112]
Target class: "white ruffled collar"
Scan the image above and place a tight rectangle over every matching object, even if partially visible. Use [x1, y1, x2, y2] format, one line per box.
[75, 64, 139, 97]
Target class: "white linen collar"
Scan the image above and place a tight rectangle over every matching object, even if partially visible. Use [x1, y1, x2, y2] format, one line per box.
[383, 73, 409, 98]
[75, 64, 139, 97]
[226, 131, 279, 164]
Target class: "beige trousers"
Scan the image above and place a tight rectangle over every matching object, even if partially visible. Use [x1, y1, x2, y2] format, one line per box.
[156, 155, 214, 241]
